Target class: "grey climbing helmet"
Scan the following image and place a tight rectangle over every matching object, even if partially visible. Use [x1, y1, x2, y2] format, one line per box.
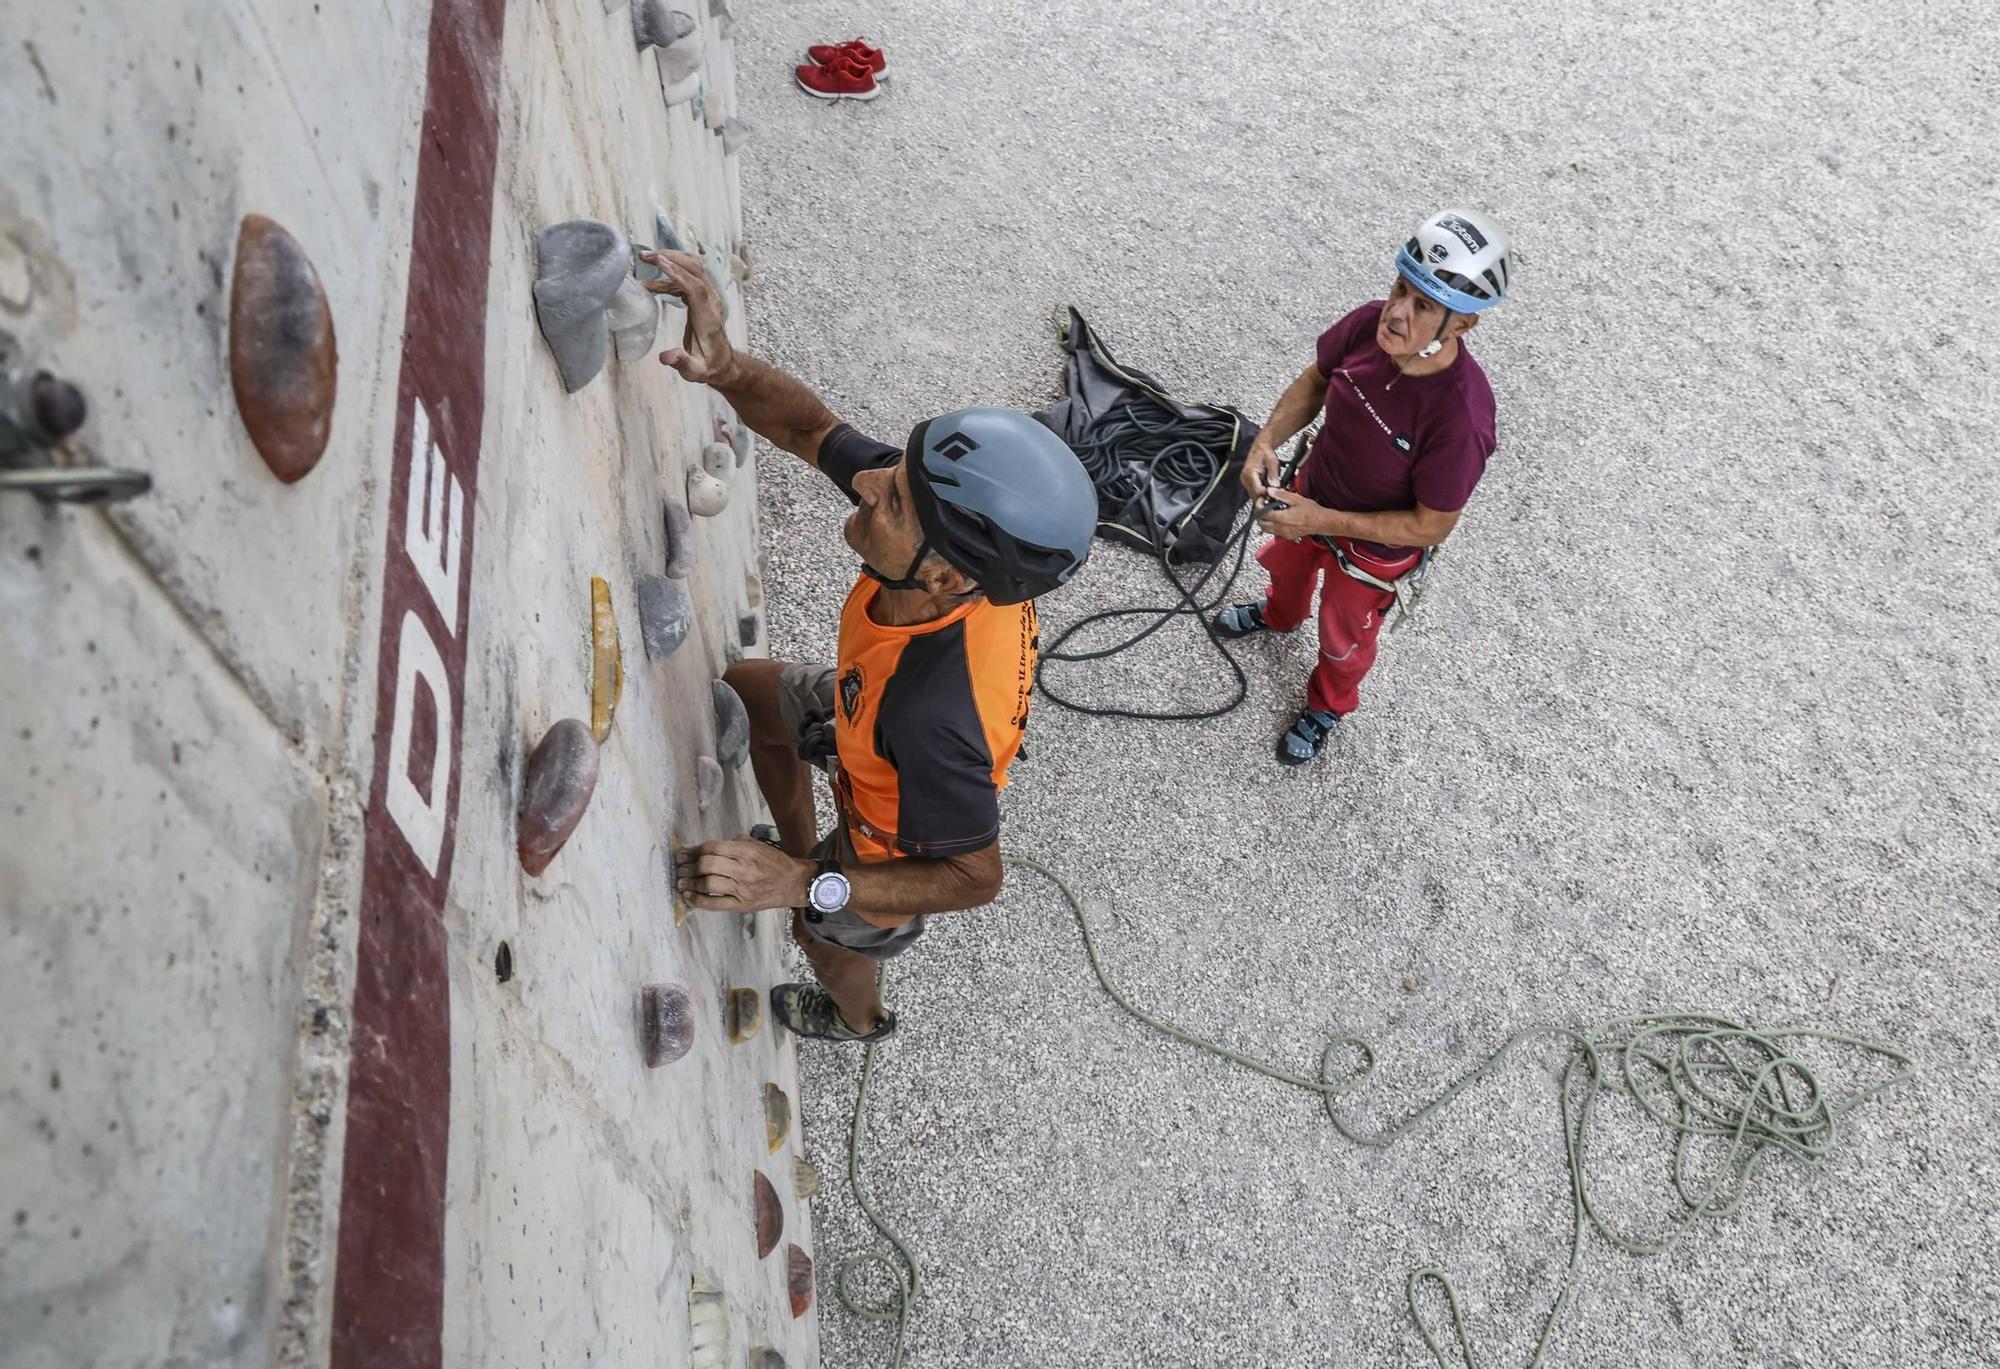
[1395, 208, 1512, 314]
[901, 407, 1096, 605]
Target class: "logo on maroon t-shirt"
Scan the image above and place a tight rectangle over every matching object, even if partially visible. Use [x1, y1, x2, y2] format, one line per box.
[1394, 434, 1413, 452]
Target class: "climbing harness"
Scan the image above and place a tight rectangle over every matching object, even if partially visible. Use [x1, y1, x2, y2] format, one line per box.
[1322, 537, 1435, 632]
[827, 855, 1916, 1369]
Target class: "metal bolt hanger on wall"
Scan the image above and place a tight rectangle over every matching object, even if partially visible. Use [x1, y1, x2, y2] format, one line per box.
[0, 337, 150, 504]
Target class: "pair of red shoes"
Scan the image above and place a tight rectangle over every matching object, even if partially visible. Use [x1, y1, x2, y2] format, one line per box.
[795, 38, 886, 101]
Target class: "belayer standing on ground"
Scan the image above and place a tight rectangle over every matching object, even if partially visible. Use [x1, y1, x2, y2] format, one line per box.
[1215, 209, 1512, 765]
[640, 249, 1097, 1043]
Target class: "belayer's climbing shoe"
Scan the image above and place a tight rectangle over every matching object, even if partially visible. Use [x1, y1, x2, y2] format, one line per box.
[1277, 708, 1340, 765]
[770, 982, 898, 1043]
[1212, 602, 1270, 639]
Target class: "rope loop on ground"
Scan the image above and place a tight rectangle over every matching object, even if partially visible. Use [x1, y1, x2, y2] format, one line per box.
[829, 856, 1914, 1369]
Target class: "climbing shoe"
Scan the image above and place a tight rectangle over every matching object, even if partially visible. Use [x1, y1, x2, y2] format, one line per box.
[1277, 708, 1340, 765]
[770, 982, 898, 1043]
[1212, 602, 1270, 639]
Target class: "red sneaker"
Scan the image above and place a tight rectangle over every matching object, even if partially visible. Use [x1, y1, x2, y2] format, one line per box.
[795, 54, 881, 101]
[806, 39, 886, 74]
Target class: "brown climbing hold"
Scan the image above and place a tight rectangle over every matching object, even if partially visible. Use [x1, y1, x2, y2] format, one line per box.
[763, 1082, 791, 1153]
[590, 577, 623, 742]
[754, 1170, 783, 1259]
[785, 1245, 813, 1318]
[518, 719, 599, 875]
[228, 214, 337, 483]
[792, 1157, 821, 1202]
[727, 987, 763, 1043]
[641, 983, 695, 1067]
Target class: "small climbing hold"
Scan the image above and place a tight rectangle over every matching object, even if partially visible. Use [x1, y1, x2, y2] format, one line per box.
[785, 1245, 813, 1318]
[228, 214, 337, 483]
[710, 0, 737, 38]
[688, 1282, 731, 1369]
[696, 755, 724, 811]
[659, 36, 705, 84]
[606, 276, 658, 362]
[591, 577, 623, 743]
[744, 572, 763, 608]
[738, 612, 759, 648]
[635, 574, 692, 662]
[517, 719, 599, 875]
[699, 440, 732, 481]
[641, 983, 695, 1067]
[700, 242, 731, 296]
[534, 220, 629, 393]
[712, 679, 750, 769]
[792, 1157, 821, 1202]
[719, 118, 753, 157]
[727, 987, 763, 1043]
[729, 422, 753, 467]
[688, 464, 728, 517]
[663, 499, 697, 577]
[662, 67, 702, 108]
[748, 1351, 785, 1369]
[763, 1083, 791, 1152]
[654, 206, 689, 255]
[670, 835, 689, 925]
[753, 1170, 783, 1258]
[631, 0, 696, 50]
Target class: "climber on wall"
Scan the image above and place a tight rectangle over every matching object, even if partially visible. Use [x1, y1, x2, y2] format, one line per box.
[642, 249, 1097, 1044]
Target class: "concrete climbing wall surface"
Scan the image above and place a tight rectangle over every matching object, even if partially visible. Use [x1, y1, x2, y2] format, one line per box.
[1, 2, 813, 1367]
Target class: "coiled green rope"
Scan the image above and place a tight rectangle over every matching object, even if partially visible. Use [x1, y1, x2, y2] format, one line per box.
[829, 856, 1915, 1367]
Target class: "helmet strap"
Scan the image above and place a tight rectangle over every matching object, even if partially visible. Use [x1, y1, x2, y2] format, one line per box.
[861, 536, 932, 592]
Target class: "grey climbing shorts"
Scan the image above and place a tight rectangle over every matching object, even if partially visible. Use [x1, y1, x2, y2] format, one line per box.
[773, 660, 927, 963]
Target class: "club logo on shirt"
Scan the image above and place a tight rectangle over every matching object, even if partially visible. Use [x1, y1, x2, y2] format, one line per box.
[840, 665, 864, 722]
[933, 431, 980, 462]
[1393, 433, 1413, 452]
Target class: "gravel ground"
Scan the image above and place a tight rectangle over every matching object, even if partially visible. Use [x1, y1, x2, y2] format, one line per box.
[727, 3, 1999, 1365]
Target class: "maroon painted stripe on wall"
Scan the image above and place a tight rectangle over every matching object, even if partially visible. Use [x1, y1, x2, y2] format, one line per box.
[331, 0, 507, 1364]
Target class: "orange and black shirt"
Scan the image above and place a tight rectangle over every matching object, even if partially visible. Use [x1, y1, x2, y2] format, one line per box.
[820, 425, 1037, 864]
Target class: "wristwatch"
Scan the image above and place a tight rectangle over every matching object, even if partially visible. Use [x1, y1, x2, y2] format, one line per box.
[804, 858, 850, 924]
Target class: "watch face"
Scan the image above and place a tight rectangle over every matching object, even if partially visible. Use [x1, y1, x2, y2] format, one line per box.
[810, 872, 849, 913]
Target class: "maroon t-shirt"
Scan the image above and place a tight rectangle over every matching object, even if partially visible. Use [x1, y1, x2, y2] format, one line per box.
[1296, 300, 1497, 559]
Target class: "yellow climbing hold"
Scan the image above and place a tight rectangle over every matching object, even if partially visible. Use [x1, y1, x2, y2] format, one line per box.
[591, 576, 622, 742]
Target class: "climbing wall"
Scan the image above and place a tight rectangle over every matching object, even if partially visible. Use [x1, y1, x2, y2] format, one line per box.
[0, 2, 814, 1366]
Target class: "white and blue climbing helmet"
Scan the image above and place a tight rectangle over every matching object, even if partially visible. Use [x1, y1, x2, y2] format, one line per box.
[900, 406, 1097, 605]
[1395, 208, 1512, 315]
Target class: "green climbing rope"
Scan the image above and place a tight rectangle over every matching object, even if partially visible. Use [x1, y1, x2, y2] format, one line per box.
[829, 855, 1915, 1367]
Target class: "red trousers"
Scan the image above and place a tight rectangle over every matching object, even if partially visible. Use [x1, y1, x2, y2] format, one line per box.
[1255, 536, 1421, 716]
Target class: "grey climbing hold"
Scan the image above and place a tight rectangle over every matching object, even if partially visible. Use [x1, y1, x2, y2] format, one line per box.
[748, 1352, 785, 1369]
[729, 422, 752, 466]
[719, 117, 752, 156]
[737, 612, 758, 648]
[534, 220, 628, 393]
[631, 0, 696, 50]
[710, 0, 737, 38]
[606, 276, 658, 361]
[700, 242, 731, 296]
[696, 756, 723, 811]
[712, 679, 750, 769]
[663, 499, 697, 577]
[654, 206, 689, 255]
[635, 575, 692, 661]
[518, 719, 599, 875]
[701, 440, 733, 480]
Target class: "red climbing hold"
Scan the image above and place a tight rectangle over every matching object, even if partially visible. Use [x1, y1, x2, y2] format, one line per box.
[228, 214, 337, 483]
[641, 983, 695, 1067]
[786, 1244, 813, 1318]
[754, 1170, 783, 1259]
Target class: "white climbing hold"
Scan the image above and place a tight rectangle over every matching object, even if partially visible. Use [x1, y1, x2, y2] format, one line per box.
[719, 117, 752, 156]
[696, 755, 723, 811]
[606, 276, 659, 361]
[687, 465, 728, 517]
[701, 440, 733, 480]
[663, 499, 697, 577]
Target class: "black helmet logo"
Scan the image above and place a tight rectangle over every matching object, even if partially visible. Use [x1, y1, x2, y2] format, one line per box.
[1427, 242, 1450, 263]
[932, 431, 981, 461]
